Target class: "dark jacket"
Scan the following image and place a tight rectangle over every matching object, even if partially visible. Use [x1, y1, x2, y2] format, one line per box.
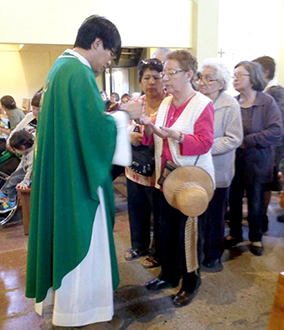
[235, 91, 282, 184]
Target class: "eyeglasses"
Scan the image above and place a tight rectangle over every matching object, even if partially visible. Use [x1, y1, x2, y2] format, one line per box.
[140, 59, 163, 66]
[110, 49, 116, 58]
[161, 69, 186, 78]
[233, 73, 250, 79]
[141, 74, 163, 83]
[195, 77, 218, 85]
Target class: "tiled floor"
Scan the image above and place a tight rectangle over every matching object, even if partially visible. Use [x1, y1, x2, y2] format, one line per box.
[0, 177, 284, 330]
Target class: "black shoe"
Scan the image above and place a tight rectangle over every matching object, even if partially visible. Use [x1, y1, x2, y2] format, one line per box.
[224, 235, 243, 249]
[250, 243, 264, 256]
[262, 215, 269, 233]
[146, 277, 179, 291]
[277, 214, 284, 222]
[202, 259, 223, 273]
[173, 278, 201, 307]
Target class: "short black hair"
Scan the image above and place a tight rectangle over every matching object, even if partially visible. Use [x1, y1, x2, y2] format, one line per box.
[0, 95, 16, 110]
[10, 130, 34, 150]
[253, 56, 275, 80]
[74, 15, 121, 60]
[138, 58, 163, 82]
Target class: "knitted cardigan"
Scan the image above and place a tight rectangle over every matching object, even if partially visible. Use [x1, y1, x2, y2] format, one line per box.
[154, 93, 215, 189]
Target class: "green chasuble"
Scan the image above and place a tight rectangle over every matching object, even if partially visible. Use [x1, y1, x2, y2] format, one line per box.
[26, 53, 119, 303]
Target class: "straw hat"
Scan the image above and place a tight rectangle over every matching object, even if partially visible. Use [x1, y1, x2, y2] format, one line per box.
[163, 166, 214, 217]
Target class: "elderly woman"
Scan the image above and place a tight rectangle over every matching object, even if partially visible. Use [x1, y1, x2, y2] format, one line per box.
[226, 61, 282, 256]
[142, 50, 214, 307]
[124, 58, 166, 268]
[197, 59, 243, 272]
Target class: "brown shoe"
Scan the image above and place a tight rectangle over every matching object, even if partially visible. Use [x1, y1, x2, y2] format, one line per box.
[74, 315, 124, 330]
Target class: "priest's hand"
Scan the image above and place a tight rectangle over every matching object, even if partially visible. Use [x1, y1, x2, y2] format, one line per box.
[121, 99, 143, 120]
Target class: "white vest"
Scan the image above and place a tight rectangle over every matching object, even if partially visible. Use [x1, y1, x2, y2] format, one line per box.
[154, 93, 215, 188]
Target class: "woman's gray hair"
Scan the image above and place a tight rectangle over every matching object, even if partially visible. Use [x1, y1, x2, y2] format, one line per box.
[234, 61, 266, 91]
[201, 58, 231, 92]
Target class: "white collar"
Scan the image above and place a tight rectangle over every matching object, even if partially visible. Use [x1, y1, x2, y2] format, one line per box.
[61, 49, 91, 69]
[264, 79, 277, 91]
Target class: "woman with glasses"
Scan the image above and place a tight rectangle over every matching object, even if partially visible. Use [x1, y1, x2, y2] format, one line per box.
[124, 58, 166, 269]
[197, 59, 243, 272]
[141, 50, 215, 307]
[225, 61, 282, 256]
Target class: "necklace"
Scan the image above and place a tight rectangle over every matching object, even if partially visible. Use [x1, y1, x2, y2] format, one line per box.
[144, 102, 158, 118]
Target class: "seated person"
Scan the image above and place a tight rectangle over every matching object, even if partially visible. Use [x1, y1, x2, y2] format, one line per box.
[0, 90, 41, 175]
[6, 90, 41, 149]
[106, 92, 120, 112]
[120, 93, 130, 105]
[0, 130, 34, 212]
[0, 95, 25, 136]
[0, 119, 8, 154]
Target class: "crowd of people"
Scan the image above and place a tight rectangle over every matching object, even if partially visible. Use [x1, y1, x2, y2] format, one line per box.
[2, 15, 283, 330]
[0, 92, 41, 212]
[94, 50, 283, 323]
[101, 52, 283, 316]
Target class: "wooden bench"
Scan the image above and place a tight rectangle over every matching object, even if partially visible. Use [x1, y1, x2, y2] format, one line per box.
[268, 272, 284, 330]
[16, 186, 31, 235]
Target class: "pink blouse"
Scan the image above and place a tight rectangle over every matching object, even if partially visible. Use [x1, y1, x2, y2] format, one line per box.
[143, 95, 214, 172]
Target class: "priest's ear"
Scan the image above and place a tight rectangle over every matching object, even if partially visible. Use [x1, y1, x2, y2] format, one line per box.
[92, 38, 103, 51]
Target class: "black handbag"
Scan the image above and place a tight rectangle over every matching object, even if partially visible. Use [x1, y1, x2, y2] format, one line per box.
[130, 125, 155, 176]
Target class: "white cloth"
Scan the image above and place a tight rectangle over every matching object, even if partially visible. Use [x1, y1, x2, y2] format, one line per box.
[109, 110, 132, 166]
[35, 187, 114, 327]
[59, 49, 92, 69]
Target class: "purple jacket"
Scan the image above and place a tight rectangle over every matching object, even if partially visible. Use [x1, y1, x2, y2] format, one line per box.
[235, 91, 282, 184]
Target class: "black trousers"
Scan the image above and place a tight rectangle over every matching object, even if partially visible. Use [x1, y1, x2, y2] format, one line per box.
[111, 165, 125, 181]
[158, 190, 204, 284]
[229, 174, 265, 243]
[126, 178, 161, 259]
[203, 187, 229, 261]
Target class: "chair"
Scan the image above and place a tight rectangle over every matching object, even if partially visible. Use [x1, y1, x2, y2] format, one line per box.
[16, 186, 31, 235]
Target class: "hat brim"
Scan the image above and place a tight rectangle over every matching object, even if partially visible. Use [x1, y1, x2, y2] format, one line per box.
[163, 166, 214, 215]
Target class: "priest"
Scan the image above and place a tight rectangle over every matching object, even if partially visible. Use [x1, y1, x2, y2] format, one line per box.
[26, 15, 140, 330]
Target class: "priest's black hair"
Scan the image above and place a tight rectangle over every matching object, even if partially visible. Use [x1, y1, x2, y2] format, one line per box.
[74, 15, 121, 62]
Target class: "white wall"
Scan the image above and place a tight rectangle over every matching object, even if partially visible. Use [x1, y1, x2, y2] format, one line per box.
[0, 0, 193, 48]
[195, 0, 220, 64]
[218, 0, 283, 81]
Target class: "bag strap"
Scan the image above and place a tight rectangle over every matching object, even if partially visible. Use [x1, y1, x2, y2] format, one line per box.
[194, 155, 200, 166]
